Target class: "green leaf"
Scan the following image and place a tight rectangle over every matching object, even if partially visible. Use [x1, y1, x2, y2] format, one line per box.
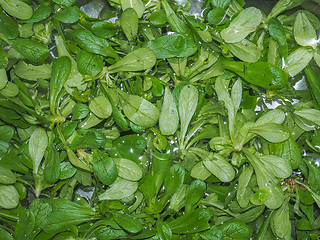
[220, 219, 253, 239]
[14, 209, 35, 239]
[95, 226, 126, 240]
[99, 177, 138, 200]
[314, 50, 320, 68]
[59, 161, 77, 179]
[25, 5, 51, 23]
[200, 226, 223, 240]
[185, 179, 206, 213]
[179, 84, 198, 147]
[145, 34, 196, 58]
[268, 0, 306, 20]
[250, 189, 269, 205]
[120, 0, 144, 18]
[168, 184, 187, 212]
[29, 128, 48, 174]
[0, 185, 19, 209]
[0, 68, 8, 90]
[168, 208, 211, 234]
[222, 61, 287, 89]
[76, 51, 104, 76]
[254, 109, 285, 126]
[70, 129, 107, 149]
[220, 7, 262, 43]
[0, 0, 33, 20]
[0, 11, 19, 39]
[72, 103, 90, 120]
[14, 61, 51, 81]
[10, 38, 50, 62]
[52, 0, 76, 7]
[42, 198, 99, 234]
[156, 219, 172, 240]
[249, 123, 289, 143]
[231, 79, 242, 113]
[203, 153, 235, 182]
[91, 21, 118, 39]
[236, 205, 265, 223]
[112, 158, 142, 181]
[0, 228, 14, 240]
[52, 6, 79, 24]
[225, 39, 261, 63]
[114, 212, 142, 234]
[93, 149, 118, 185]
[304, 159, 320, 195]
[108, 48, 156, 73]
[237, 165, 253, 208]
[120, 8, 138, 41]
[0, 125, 14, 143]
[89, 96, 112, 119]
[50, 56, 71, 114]
[0, 81, 19, 97]
[259, 154, 292, 178]
[294, 12, 317, 49]
[190, 161, 212, 180]
[271, 198, 291, 239]
[161, 164, 185, 207]
[294, 109, 320, 126]
[118, 90, 160, 128]
[207, 7, 226, 25]
[311, 191, 320, 209]
[72, 30, 118, 59]
[285, 47, 313, 77]
[43, 147, 60, 184]
[268, 18, 288, 58]
[159, 86, 179, 135]
[244, 149, 284, 209]
[0, 166, 16, 184]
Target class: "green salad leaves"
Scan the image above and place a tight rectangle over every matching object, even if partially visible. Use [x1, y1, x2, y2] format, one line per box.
[1, 0, 320, 239]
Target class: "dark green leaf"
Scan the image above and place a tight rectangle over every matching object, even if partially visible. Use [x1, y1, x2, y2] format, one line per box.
[156, 219, 172, 240]
[144, 34, 196, 58]
[220, 219, 253, 240]
[44, 146, 61, 184]
[53, 6, 80, 24]
[70, 129, 107, 150]
[77, 51, 104, 76]
[14, 209, 35, 239]
[199, 226, 223, 240]
[108, 48, 156, 73]
[113, 212, 142, 234]
[185, 179, 206, 213]
[120, 8, 138, 41]
[0, 185, 19, 209]
[0, 227, 14, 240]
[91, 21, 118, 39]
[0, 11, 19, 39]
[93, 149, 118, 185]
[10, 38, 50, 62]
[0, 166, 16, 184]
[73, 30, 119, 59]
[168, 208, 211, 234]
[59, 161, 77, 179]
[24, 5, 51, 23]
[72, 103, 90, 120]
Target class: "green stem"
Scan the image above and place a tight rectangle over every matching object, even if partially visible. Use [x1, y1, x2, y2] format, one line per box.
[304, 65, 320, 110]
[0, 211, 19, 221]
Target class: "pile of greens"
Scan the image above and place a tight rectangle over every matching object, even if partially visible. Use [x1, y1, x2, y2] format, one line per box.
[2, 0, 320, 238]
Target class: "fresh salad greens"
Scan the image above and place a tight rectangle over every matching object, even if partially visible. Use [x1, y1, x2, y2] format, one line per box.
[1, 0, 320, 239]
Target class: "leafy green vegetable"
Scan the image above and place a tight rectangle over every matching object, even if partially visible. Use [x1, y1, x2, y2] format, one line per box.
[1, 0, 320, 239]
